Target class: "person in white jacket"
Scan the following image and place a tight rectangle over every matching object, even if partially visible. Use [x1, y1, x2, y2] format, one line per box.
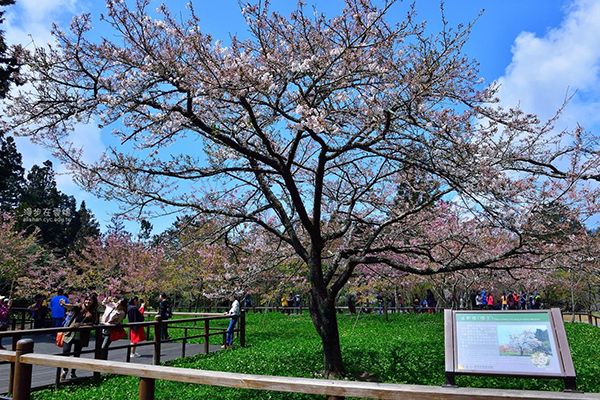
[222, 295, 240, 348]
[100, 297, 127, 359]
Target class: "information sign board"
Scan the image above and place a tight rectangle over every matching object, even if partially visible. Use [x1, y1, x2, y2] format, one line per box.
[455, 311, 561, 374]
[444, 309, 577, 391]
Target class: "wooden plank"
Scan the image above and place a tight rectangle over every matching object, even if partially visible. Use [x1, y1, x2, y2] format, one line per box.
[0, 335, 222, 394]
[19, 354, 600, 400]
[0, 351, 15, 363]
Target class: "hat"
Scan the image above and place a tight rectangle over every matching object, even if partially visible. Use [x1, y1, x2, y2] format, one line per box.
[0, 295, 5, 302]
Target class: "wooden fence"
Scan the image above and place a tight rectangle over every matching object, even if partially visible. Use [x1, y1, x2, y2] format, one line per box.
[564, 311, 600, 327]
[2, 310, 600, 399]
[2, 339, 599, 400]
[0, 312, 245, 394]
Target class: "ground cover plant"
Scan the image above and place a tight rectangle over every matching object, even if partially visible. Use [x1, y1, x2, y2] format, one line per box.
[31, 312, 600, 399]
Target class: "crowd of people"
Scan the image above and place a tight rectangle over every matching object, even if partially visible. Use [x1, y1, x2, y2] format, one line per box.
[469, 289, 543, 310]
[343, 288, 544, 313]
[0, 289, 179, 381]
[280, 292, 302, 314]
[0, 289, 246, 376]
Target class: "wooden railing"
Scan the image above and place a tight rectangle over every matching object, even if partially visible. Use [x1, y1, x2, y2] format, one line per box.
[564, 311, 600, 328]
[2, 339, 599, 400]
[234, 305, 440, 314]
[0, 312, 245, 394]
[5, 305, 433, 333]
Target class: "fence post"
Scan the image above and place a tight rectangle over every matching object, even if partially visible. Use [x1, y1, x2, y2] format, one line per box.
[139, 377, 155, 400]
[182, 327, 187, 358]
[240, 312, 246, 347]
[9, 332, 22, 395]
[94, 326, 103, 379]
[146, 313, 151, 340]
[203, 319, 209, 354]
[588, 310, 592, 325]
[153, 315, 162, 365]
[13, 338, 34, 400]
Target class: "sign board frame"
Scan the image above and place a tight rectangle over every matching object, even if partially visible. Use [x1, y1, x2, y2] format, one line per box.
[444, 309, 577, 391]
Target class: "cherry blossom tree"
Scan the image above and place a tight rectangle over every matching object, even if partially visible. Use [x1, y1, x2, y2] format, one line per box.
[508, 329, 542, 356]
[7, 0, 600, 375]
[0, 213, 67, 298]
[157, 215, 306, 309]
[71, 232, 165, 298]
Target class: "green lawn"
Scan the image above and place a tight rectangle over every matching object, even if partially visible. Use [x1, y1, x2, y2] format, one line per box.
[31, 312, 600, 399]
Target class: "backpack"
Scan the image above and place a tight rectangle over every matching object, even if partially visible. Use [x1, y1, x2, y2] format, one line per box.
[534, 294, 542, 306]
[166, 304, 173, 319]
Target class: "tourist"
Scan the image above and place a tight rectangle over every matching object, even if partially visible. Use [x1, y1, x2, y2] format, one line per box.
[377, 293, 384, 314]
[59, 294, 98, 381]
[507, 292, 516, 310]
[29, 294, 48, 329]
[426, 289, 435, 313]
[481, 290, 487, 309]
[487, 292, 494, 310]
[532, 290, 542, 309]
[127, 296, 145, 357]
[470, 289, 477, 310]
[0, 296, 12, 350]
[520, 291, 527, 310]
[243, 291, 252, 308]
[475, 291, 482, 309]
[501, 292, 508, 311]
[281, 294, 288, 314]
[222, 294, 240, 349]
[412, 295, 420, 313]
[347, 293, 356, 314]
[158, 293, 171, 340]
[50, 289, 69, 328]
[294, 293, 301, 309]
[288, 293, 295, 314]
[100, 297, 128, 359]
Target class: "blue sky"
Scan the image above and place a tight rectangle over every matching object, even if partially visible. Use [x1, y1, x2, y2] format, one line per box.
[4, 0, 600, 234]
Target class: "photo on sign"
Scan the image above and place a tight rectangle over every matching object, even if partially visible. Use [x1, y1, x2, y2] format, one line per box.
[497, 325, 553, 368]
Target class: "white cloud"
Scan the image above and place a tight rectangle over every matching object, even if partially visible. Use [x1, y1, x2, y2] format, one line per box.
[4, 0, 83, 49]
[496, 0, 600, 130]
[3, 0, 112, 225]
[18, 0, 79, 23]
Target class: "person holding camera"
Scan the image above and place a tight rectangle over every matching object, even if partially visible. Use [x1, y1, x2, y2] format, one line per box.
[59, 294, 98, 381]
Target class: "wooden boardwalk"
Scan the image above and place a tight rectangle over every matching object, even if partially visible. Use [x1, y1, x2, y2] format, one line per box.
[0, 333, 223, 394]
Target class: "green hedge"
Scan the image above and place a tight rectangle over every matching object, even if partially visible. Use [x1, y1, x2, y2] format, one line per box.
[31, 312, 600, 399]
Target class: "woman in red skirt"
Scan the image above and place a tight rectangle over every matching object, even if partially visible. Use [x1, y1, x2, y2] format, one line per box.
[127, 296, 145, 357]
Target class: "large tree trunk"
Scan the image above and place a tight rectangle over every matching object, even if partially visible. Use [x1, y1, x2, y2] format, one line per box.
[307, 256, 345, 377]
[309, 289, 345, 376]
